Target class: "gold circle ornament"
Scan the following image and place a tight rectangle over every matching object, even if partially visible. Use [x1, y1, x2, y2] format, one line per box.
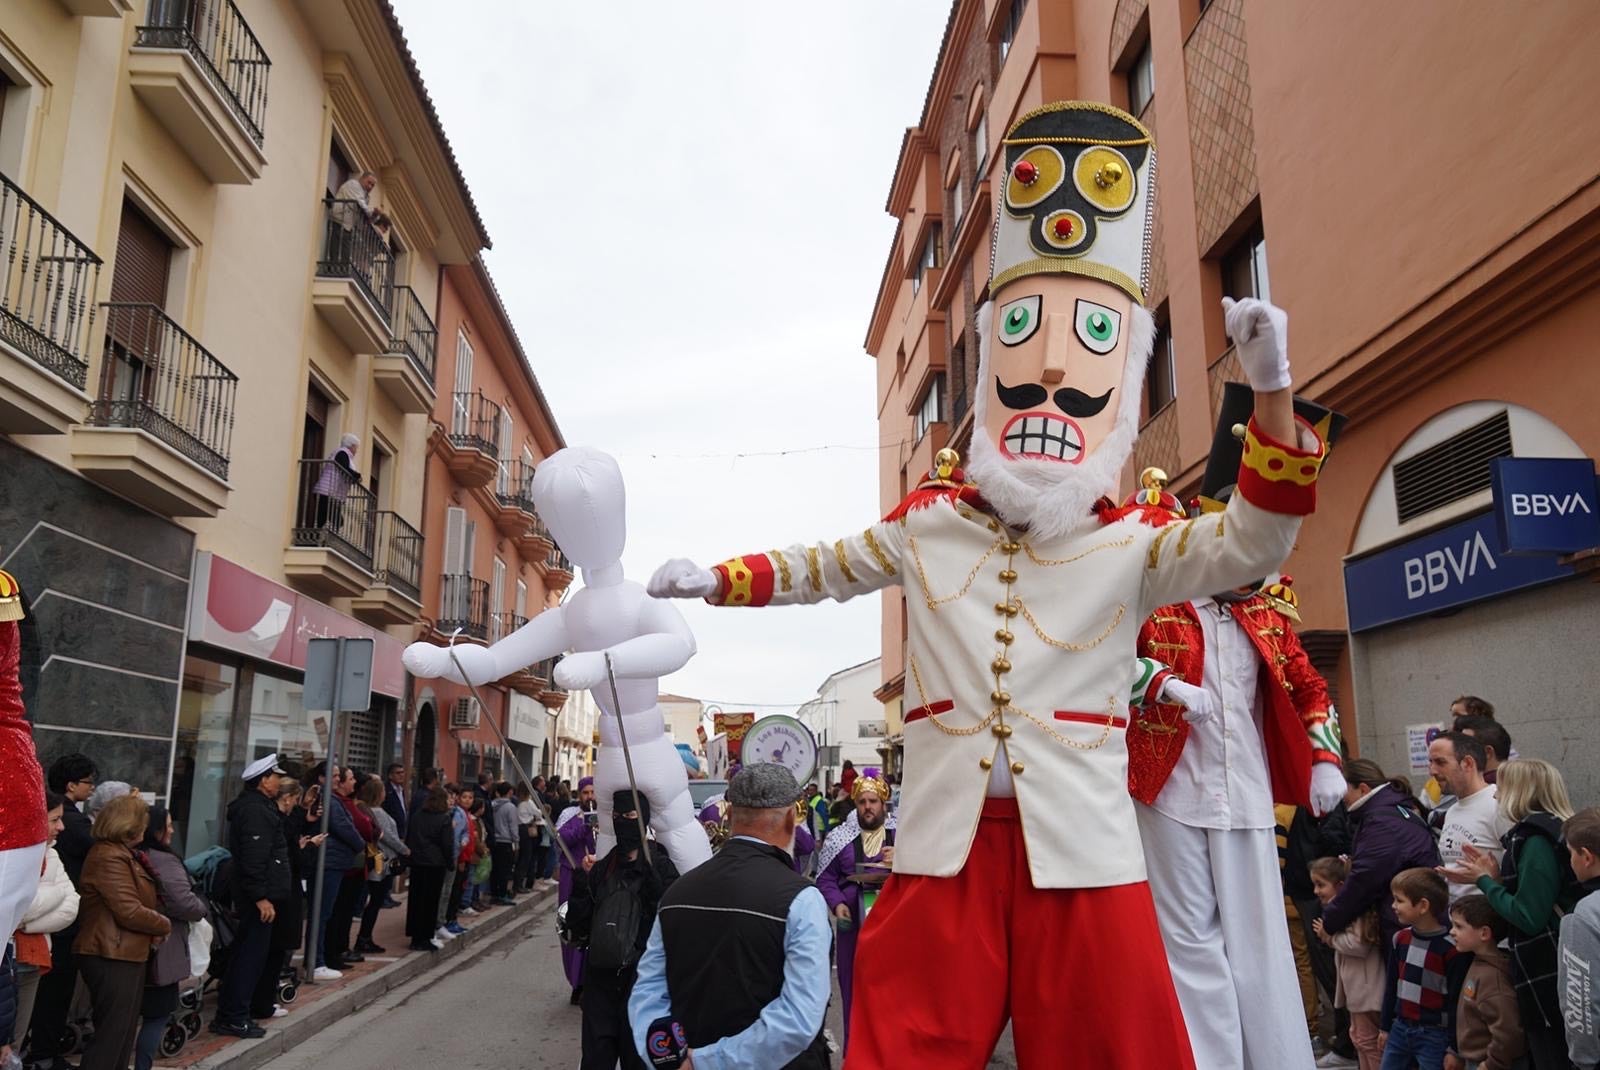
[1073, 146, 1136, 213]
[1006, 146, 1067, 211]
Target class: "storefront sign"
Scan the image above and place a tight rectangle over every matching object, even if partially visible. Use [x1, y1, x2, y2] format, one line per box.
[188, 553, 407, 696]
[713, 711, 755, 762]
[1490, 457, 1600, 555]
[1344, 511, 1574, 633]
[507, 693, 545, 746]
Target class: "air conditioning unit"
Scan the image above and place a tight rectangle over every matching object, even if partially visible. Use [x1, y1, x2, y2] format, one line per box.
[450, 697, 480, 730]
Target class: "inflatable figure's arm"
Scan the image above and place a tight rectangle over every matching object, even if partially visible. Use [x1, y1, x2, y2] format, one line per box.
[552, 598, 696, 691]
[402, 606, 571, 687]
[649, 520, 905, 608]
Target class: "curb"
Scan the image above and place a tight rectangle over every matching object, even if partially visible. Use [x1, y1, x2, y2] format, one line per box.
[190, 885, 557, 1070]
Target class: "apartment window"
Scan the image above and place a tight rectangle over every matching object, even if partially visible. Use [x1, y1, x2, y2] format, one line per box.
[911, 224, 943, 296]
[914, 375, 945, 441]
[1128, 40, 1155, 116]
[515, 578, 527, 621]
[490, 557, 506, 640]
[950, 178, 964, 232]
[370, 442, 391, 509]
[973, 112, 988, 178]
[496, 404, 513, 493]
[452, 328, 474, 435]
[998, 0, 1027, 65]
[1145, 310, 1176, 417]
[1221, 223, 1270, 304]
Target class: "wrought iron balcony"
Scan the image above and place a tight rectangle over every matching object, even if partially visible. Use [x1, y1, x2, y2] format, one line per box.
[91, 302, 238, 479]
[290, 457, 376, 569]
[492, 612, 528, 644]
[317, 197, 393, 320]
[372, 511, 423, 602]
[386, 283, 437, 384]
[496, 457, 537, 514]
[136, 0, 269, 147]
[450, 390, 501, 456]
[438, 574, 490, 642]
[0, 170, 101, 391]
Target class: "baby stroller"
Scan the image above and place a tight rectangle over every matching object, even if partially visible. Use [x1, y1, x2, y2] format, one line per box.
[183, 848, 300, 1020]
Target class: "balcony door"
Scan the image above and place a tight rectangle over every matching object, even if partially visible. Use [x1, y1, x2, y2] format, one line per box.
[442, 505, 476, 621]
[490, 556, 506, 640]
[451, 329, 473, 435]
[107, 200, 174, 404]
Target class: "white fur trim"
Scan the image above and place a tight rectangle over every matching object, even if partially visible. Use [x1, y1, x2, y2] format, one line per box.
[968, 302, 1155, 542]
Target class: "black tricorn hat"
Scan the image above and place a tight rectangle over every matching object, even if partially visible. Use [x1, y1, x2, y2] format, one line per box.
[1193, 382, 1348, 513]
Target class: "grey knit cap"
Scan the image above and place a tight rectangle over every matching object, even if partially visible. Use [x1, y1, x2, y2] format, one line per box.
[726, 763, 800, 809]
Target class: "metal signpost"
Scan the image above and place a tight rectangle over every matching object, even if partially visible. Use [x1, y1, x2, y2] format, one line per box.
[302, 637, 373, 984]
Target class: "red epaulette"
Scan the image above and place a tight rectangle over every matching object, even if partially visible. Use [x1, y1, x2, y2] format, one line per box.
[1093, 497, 1182, 529]
[884, 474, 989, 523]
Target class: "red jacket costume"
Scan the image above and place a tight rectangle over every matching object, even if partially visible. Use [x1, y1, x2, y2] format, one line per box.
[1128, 592, 1339, 810]
[0, 568, 47, 851]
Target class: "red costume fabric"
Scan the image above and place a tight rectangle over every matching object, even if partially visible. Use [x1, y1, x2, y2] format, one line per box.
[844, 799, 1196, 1070]
[1127, 597, 1335, 810]
[0, 616, 47, 851]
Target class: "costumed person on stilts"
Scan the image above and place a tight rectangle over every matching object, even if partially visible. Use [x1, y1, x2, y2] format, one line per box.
[649, 99, 1333, 1069]
[1124, 405, 1346, 1070]
[815, 768, 896, 1055]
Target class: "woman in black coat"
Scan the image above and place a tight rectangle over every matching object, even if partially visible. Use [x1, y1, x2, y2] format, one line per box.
[404, 786, 456, 952]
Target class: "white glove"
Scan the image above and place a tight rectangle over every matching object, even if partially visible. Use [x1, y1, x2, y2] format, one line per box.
[401, 640, 497, 686]
[1310, 761, 1345, 818]
[1158, 677, 1217, 727]
[554, 651, 609, 692]
[1222, 296, 1291, 393]
[647, 559, 720, 600]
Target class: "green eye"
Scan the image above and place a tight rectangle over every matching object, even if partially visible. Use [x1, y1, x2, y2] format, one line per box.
[1005, 308, 1030, 335]
[996, 296, 1042, 346]
[1086, 312, 1112, 341]
[1073, 299, 1122, 354]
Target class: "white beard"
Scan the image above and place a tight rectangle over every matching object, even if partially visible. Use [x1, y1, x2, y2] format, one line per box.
[967, 301, 1154, 543]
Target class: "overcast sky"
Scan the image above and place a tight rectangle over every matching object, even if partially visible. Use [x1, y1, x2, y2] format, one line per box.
[391, 2, 951, 716]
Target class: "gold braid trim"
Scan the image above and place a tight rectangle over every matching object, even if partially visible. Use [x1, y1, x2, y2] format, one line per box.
[1175, 520, 1196, 559]
[1014, 597, 1125, 651]
[770, 550, 792, 593]
[805, 547, 823, 592]
[1215, 515, 1225, 539]
[909, 653, 996, 736]
[1016, 695, 1122, 751]
[833, 540, 859, 584]
[1021, 535, 1134, 567]
[862, 529, 896, 576]
[1146, 524, 1177, 570]
[908, 535, 1002, 610]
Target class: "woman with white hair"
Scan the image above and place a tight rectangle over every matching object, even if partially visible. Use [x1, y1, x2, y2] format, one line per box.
[310, 433, 361, 534]
[85, 781, 135, 818]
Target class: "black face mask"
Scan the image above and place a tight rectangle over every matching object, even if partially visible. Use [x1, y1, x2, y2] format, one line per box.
[612, 790, 650, 854]
[614, 817, 643, 854]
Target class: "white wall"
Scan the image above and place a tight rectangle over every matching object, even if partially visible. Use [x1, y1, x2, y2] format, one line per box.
[800, 659, 883, 788]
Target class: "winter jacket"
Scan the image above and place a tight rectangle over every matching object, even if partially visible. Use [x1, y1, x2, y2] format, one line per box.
[342, 797, 377, 876]
[272, 810, 306, 953]
[1481, 811, 1579, 1029]
[1321, 784, 1439, 948]
[1451, 947, 1526, 1070]
[491, 797, 518, 845]
[1560, 878, 1600, 1070]
[146, 847, 207, 986]
[227, 788, 292, 907]
[369, 805, 407, 867]
[383, 781, 409, 840]
[1327, 912, 1385, 1013]
[320, 790, 364, 872]
[21, 845, 79, 937]
[406, 808, 456, 869]
[56, 804, 93, 885]
[73, 842, 171, 963]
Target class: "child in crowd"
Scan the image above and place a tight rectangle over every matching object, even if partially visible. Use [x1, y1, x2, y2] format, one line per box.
[1561, 807, 1600, 1070]
[1313, 857, 1387, 1070]
[1445, 894, 1524, 1070]
[1380, 867, 1469, 1070]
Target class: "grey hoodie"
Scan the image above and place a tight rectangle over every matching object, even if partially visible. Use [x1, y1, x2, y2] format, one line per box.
[492, 796, 519, 846]
[1562, 881, 1600, 1070]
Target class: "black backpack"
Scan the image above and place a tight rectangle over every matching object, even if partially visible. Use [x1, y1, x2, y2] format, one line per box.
[587, 862, 648, 971]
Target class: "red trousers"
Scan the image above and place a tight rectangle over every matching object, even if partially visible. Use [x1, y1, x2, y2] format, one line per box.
[843, 798, 1196, 1070]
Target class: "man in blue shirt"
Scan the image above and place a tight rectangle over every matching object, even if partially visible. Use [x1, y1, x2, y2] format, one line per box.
[629, 764, 832, 1069]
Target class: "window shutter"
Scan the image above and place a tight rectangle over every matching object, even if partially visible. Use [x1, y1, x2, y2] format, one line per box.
[497, 405, 513, 492]
[515, 579, 527, 619]
[444, 507, 466, 575]
[110, 201, 173, 307]
[464, 520, 477, 577]
[454, 330, 473, 396]
[491, 558, 506, 638]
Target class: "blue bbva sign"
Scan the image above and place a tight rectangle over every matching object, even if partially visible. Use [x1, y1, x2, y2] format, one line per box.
[1344, 510, 1575, 633]
[1490, 457, 1600, 555]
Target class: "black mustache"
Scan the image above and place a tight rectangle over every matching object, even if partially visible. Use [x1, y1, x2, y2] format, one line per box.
[995, 378, 1114, 418]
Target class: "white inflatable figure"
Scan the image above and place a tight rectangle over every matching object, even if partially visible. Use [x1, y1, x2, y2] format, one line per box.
[402, 448, 711, 871]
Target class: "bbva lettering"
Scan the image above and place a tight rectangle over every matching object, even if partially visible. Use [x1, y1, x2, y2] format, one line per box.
[1403, 530, 1498, 600]
[1510, 492, 1594, 517]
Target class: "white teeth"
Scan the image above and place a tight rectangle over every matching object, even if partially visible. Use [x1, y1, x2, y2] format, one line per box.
[1005, 416, 1083, 460]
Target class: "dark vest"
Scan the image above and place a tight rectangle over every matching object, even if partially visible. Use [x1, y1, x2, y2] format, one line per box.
[658, 838, 830, 1070]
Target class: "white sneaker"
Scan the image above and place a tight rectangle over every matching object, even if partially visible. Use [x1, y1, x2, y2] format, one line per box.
[429, 937, 444, 949]
[459, 906, 478, 916]
[1315, 1052, 1358, 1069]
[271, 1006, 288, 1019]
[434, 926, 457, 942]
[312, 966, 342, 981]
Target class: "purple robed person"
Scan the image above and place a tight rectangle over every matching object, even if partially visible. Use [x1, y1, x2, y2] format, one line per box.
[700, 795, 815, 873]
[557, 776, 597, 997]
[815, 770, 895, 1052]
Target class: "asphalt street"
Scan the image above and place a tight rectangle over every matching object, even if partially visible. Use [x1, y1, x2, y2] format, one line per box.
[254, 898, 1018, 1069]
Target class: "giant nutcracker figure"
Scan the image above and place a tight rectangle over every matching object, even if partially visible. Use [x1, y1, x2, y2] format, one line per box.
[650, 100, 1331, 1069]
[1127, 391, 1347, 1070]
[0, 569, 48, 949]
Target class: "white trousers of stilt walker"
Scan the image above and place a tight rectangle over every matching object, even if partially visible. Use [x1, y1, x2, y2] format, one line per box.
[1136, 803, 1316, 1070]
[1, 841, 46, 938]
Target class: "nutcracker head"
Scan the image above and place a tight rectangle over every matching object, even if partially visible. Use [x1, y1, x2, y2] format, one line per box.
[968, 102, 1157, 541]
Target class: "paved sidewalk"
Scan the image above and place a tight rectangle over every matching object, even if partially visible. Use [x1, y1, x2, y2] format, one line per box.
[157, 881, 559, 1070]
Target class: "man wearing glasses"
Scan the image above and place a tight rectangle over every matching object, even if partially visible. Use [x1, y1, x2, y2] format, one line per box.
[25, 754, 97, 1070]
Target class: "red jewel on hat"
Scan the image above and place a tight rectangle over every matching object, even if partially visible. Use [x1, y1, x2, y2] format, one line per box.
[1053, 217, 1074, 239]
[1013, 160, 1038, 186]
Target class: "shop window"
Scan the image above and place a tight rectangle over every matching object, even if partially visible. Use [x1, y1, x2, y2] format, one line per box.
[246, 669, 318, 779]
[915, 375, 945, 441]
[1221, 223, 1270, 305]
[1128, 40, 1155, 117]
[999, 0, 1027, 65]
[172, 656, 238, 856]
[911, 224, 943, 296]
[1145, 308, 1176, 417]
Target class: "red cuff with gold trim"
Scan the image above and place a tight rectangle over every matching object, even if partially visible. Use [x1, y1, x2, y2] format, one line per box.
[707, 555, 775, 607]
[1146, 668, 1174, 708]
[1236, 415, 1326, 516]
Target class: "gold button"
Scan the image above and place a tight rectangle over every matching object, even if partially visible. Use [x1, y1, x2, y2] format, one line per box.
[979, 756, 993, 770]
[1011, 762, 1025, 775]
[994, 602, 1018, 617]
[987, 521, 1000, 532]
[995, 629, 1014, 644]
[990, 690, 1010, 705]
[992, 658, 1011, 674]
[1002, 541, 1021, 554]
[991, 723, 1013, 738]
[999, 569, 1018, 583]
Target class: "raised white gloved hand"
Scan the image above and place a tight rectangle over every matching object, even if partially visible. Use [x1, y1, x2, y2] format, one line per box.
[1158, 677, 1217, 727]
[1222, 296, 1291, 393]
[1310, 761, 1345, 818]
[647, 559, 719, 600]
[401, 640, 497, 686]
[554, 651, 609, 692]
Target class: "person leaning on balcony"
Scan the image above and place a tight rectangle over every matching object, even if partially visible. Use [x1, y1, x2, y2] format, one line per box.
[312, 433, 361, 532]
[334, 170, 377, 231]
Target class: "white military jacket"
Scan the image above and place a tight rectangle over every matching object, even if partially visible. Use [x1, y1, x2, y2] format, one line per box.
[707, 425, 1321, 888]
